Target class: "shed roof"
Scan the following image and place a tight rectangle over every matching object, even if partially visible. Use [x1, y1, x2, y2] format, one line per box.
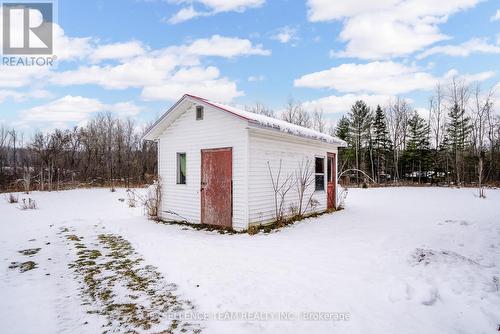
[143, 94, 347, 146]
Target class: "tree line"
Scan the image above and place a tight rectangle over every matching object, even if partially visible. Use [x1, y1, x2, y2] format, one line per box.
[247, 78, 499, 189]
[1, 77, 498, 193]
[0, 113, 157, 192]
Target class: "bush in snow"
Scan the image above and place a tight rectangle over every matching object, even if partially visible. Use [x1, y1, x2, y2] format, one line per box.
[337, 186, 348, 210]
[144, 180, 162, 220]
[19, 198, 37, 210]
[5, 193, 19, 204]
[309, 197, 320, 211]
[127, 191, 137, 208]
[247, 225, 259, 235]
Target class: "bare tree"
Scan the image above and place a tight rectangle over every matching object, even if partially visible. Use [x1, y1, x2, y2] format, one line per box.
[281, 99, 312, 128]
[0, 125, 9, 177]
[429, 83, 446, 150]
[386, 97, 411, 182]
[312, 108, 327, 133]
[471, 84, 494, 198]
[246, 102, 275, 118]
[446, 77, 471, 186]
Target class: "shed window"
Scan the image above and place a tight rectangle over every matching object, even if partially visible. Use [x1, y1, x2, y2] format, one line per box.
[196, 106, 204, 120]
[177, 153, 186, 184]
[315, 157, 325, 191]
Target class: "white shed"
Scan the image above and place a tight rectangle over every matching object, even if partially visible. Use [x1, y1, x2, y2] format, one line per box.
[143, 94, 347, 231]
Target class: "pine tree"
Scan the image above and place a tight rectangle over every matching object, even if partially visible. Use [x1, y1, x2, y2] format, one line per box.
[404, 111, 430, 182]
[444, 103, 471, 185]
[372, 105, 392, 182]
[335, 116, 349, 141]
[348, 100, 371, 184]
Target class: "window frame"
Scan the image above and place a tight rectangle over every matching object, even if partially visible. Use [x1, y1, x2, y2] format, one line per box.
[176, 152, 187, 185]
[196, 106, 204, 120]
[315, 156, 325, 191]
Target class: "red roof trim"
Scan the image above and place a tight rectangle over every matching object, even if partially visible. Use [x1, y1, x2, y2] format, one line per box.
[184, 94, 252, 122]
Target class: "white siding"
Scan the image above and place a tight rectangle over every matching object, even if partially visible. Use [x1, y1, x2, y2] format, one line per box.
[157, 104, 248, 231]
[247, 129, 338, 225]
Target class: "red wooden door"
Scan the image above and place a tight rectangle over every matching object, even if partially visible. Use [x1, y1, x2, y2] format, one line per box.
[327, 152, 336, 210]
[201, 148, 233, 228]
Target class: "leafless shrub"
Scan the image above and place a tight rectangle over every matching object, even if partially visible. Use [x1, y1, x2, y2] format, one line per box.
[295, 158, 315, 217]
[267, 159, 294, 223]
[144, 180, 162, 220]
[288, 203, 298, 216]
[309, 198, 320, 211]
[19, 198, 37, 210]
[18, 169, 32, 194]
[337, 186, 348, 210]
[127, 191, 137, 208]
[5, 193, 19, 204]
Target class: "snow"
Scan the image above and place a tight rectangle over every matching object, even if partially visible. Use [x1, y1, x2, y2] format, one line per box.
[190, 95, 347, 146]
[1, 187, 499, 333]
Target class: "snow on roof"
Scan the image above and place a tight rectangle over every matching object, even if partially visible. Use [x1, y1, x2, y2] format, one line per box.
[188, 95, 347, 146]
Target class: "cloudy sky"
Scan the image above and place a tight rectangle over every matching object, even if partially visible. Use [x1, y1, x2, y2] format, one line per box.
[1, 0, 499, 132]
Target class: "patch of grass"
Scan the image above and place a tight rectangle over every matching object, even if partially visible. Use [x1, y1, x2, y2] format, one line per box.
[67, 235, 81, 241]
[18, 248, 41, 256]
[66, 232, 201, 333]
[247, 210, 333, 234]
[9, 261, 37, 272]
[156, 219, 242, 235]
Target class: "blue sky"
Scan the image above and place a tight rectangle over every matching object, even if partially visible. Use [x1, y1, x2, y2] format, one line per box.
[1, 0, 499, 133]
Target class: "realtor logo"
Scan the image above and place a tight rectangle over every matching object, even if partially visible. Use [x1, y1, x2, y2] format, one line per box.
[2, 2, 53, 55]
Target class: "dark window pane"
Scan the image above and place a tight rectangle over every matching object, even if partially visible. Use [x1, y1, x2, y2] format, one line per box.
[196, 106, 204, 120]
[315, 175, 325, 191]
[315, 157, 324, 173]
[177, 153, 186, 184]
[327, 157, 333, 182]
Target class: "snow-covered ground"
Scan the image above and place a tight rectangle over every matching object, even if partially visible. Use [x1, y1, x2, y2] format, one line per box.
[1, 187, 499, 333]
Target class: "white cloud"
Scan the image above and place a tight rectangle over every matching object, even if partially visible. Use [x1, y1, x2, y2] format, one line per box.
[307, 0, 482, 59]
[295, 61, 493, 96]
[271, 26, 298, 44]
[90, 41, 147, 63]
[50, 35, 268, 102]
[21, 96, 105, 123]
[107, 101, 144, 116]
[141, 66, 243, 102]
[417, 37, 500, 59]
[19, 96, 144, 125]
[248, 75, 265, 82]
[53, 24, 93, 61]
[0, 66, 50, 88]
[458, 71, 495, 84]
[168, 0, 265, 24]
[302, 94, 396, 114]
[295, 61, 438, 95]
[168, 6, 206, 24]
[0, 89, 52, 103]
[491, 9, 500, 21]
[184, 35, 270, 57]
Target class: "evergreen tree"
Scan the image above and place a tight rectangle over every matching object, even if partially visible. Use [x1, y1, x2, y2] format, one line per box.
[335, 116, 349, 141]
[404, 111, 430, 181]
[444, 103, 471, 185]
[372, 105, 392, 182]
[348, 100, 371, 184]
